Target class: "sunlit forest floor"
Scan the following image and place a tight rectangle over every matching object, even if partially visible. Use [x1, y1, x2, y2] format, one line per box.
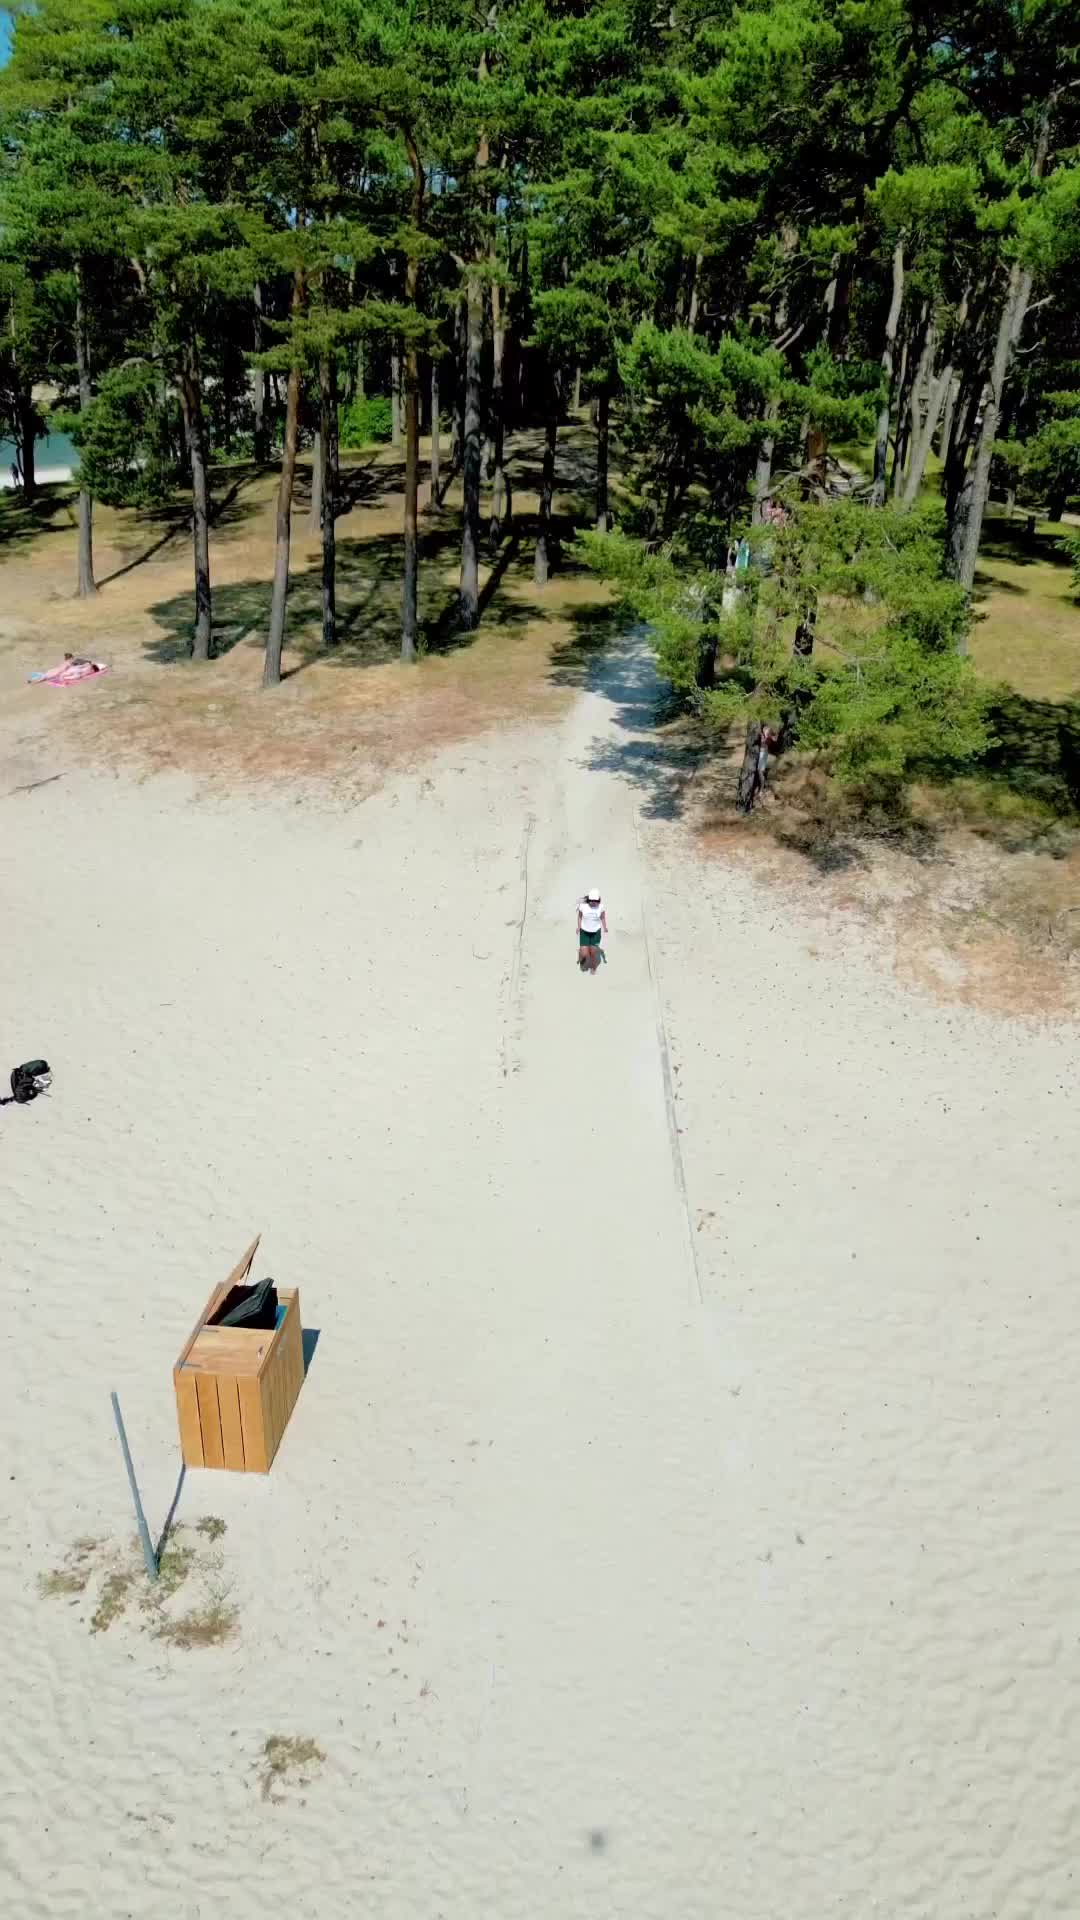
[0, 424, 614, 792]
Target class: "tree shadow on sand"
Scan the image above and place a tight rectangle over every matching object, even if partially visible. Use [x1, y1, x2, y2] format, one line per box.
[99, 465, 266, 586]
[0, 481, 79, 552]
[549, 610, 703, 823]
[977, 518, 1076, 572]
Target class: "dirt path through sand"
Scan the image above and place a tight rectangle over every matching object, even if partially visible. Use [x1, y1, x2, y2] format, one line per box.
[3, 631, 1079, 1919]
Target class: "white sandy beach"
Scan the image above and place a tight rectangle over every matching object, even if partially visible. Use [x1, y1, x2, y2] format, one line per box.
[2, 634, 1079, 1918]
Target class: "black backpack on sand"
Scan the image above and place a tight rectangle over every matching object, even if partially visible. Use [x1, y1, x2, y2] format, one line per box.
[10, 1060, 50, 1104]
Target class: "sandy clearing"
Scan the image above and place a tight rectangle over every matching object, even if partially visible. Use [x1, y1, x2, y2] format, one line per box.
[1, 634, 1079, 1918]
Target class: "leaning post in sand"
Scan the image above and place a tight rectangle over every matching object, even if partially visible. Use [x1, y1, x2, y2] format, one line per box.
[110, 1391, 158, 1581]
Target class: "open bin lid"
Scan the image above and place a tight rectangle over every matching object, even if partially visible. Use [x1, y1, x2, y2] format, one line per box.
[176, 1235, 267, 1374]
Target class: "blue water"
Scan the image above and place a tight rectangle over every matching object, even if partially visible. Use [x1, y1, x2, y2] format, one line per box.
[0, 431, 78, 484]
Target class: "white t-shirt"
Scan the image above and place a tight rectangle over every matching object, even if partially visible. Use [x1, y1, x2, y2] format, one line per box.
[579, 897, 605, 933]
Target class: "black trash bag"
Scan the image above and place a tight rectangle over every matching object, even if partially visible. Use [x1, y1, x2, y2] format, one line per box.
[11, 1059, 50, 1104]
[208, 1276, 279, 1332]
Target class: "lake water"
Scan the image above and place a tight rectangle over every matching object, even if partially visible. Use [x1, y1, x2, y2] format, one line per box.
[0, 430, 77, 486]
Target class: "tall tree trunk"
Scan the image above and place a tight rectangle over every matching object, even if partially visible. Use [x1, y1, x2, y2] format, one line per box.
[891, 416, 910, 498]
[947, 84, 1053, 603]
[937, 369, 960, 466]
[889, 307, 921, 499]
[871, 238, 905, 505]
[752, 261, 791, 525]
[944, 374, 982, 581]
[18, 393, 36, 505]
[595, 380, 610, 531]
[330, 372, 339, 514]
[391, 348, 402, 447]
[451, 294, 466, 474]
[252, 283, 269, 462]
[826, 250, 854, 358]
[488, 276, 511, 548]
[572, 365, 582, 412]
[319, 354, 336, 649]
[355, 341, 365, 401]
[402, 349, 420, 659]
[458, 269, 484, 628]
[73, 260, 96, 598]
[752, 414, 777, 524]
[736, 721, 764, 813]
[902, 358, 950, 506]
[953, 267, 1034, 599]
[428, 359, 440, 503]
[534, 365, 559, 586]
[687, 252, 703, 334]
[264, 269, 306, 688]
[898, 316, 940, 503]
[402, 135, 424, 659]
[178, 339, 212, 661]
[895, 311, 930, 499]
[309, 429, 322, 534]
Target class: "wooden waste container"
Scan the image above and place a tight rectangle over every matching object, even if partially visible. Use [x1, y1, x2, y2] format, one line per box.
[173, 1236, 303, 1473]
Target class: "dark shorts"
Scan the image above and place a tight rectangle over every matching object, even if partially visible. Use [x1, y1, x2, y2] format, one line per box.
[579, 928, 601, 947]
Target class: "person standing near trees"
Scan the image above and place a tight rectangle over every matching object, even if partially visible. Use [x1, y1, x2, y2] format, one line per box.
[577, 886, 608, 973]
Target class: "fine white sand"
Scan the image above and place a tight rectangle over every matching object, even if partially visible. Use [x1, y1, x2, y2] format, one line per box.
[2, 635, 1079, 1918]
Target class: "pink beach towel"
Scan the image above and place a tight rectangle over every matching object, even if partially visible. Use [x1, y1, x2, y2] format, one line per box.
[29, 660, 109, 686]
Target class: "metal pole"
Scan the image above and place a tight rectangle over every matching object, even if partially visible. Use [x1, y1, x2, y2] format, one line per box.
[111, 1391, 158, 1581]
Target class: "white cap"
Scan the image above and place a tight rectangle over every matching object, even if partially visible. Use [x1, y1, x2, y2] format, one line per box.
[586, 885, 601, 901]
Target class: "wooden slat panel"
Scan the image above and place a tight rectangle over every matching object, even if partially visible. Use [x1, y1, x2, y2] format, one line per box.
[174, 1292, 218, 1374]
[217, 1376, 245, 1472]
[263, 1354, 282, 1468]
[258, 1369, 274, 1470]
[271, 1340, 289, 1464]
[195, 1373, 224, 1471]
[185, 1327, 268, 1376]
[282, 1293, 303, 1400]
[174, 1369, 204, 1468]
[237, 1375, 268, 1473]
[281, 1329, 299, 1424]
[274, 1293, 304, 1463]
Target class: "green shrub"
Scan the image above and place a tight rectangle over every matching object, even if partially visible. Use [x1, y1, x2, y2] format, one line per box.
[338, 393, 392, 448]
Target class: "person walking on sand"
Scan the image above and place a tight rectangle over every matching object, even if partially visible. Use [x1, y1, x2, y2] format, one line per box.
[577, 887, 608, 973]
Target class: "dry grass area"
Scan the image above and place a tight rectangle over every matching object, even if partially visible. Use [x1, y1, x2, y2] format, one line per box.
[38, 1521, 238, 1649]
[680, 742, 1080, 1017]
[970, 510, 1080, 701]
[258, 1735, 327, 1803]
[0, 427, 612, 797]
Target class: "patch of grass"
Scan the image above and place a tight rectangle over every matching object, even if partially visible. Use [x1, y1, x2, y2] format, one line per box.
[39, 1567, 91, 1599]
[38, 1534, 103, 1599]
[39, 1523, 237, 1649]
[90, 1569, 136, 1634]
[156, 1590, 238, 1651]
[148, 1538, 196, 1604]
[912, 776, 1078, 855]
[258, 1735, 326, 1802]
[972, 514, 1080, 702]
